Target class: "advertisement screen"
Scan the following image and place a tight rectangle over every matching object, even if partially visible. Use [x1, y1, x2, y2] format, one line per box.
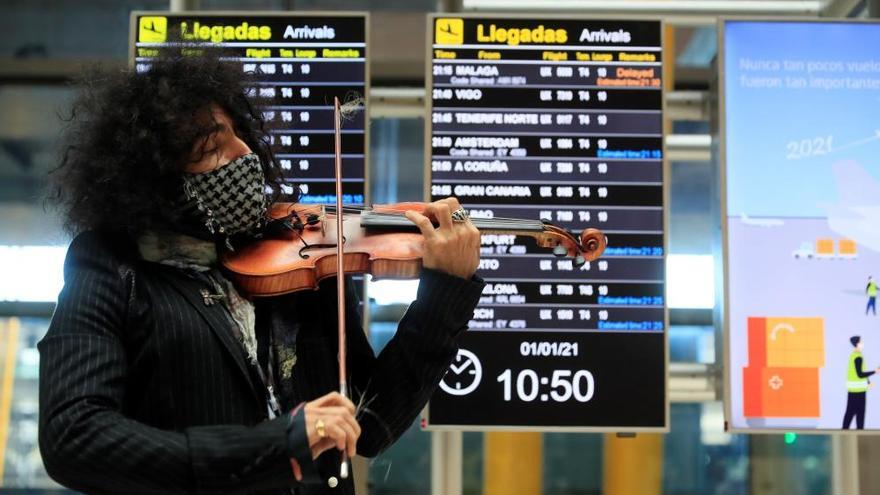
[722, 20, 880, 431]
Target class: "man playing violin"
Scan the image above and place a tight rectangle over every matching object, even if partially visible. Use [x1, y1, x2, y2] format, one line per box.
[39, 55, 483, 494]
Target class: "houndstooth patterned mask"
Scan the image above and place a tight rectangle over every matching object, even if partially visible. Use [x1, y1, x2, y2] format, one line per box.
[181, 153, 268, 243]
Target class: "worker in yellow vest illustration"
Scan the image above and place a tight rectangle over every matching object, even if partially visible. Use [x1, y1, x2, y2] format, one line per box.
[843, 336, 880, 429]
[867, 276, 877, 315]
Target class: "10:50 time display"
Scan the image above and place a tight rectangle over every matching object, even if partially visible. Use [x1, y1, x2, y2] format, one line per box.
[497, 369, 595, 402]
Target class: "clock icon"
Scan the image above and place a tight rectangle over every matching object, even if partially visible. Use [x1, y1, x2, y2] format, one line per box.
[439, 349, 482, 396]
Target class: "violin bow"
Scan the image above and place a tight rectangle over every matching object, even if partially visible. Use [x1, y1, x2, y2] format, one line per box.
[332, 97, 350, 485]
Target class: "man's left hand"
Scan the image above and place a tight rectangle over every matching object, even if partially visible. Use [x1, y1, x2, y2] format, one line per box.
[405, 198, 480, 280]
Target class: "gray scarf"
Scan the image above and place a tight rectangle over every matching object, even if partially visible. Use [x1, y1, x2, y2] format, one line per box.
[137, 231, 259, 366]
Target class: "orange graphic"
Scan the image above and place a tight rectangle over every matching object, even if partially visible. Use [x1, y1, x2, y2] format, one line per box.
[743, 316, 824, 418]
[816, 238, 835, 258]
[743, 367, 820, 417]
[839, 239, 857, 258]
[765, 317, 824, 368]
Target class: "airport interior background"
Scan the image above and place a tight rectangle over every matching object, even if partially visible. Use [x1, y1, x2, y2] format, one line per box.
[3, 0, 880, 494]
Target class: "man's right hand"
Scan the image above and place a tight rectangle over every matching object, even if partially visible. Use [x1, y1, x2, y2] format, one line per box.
[303, 392, 361, 459]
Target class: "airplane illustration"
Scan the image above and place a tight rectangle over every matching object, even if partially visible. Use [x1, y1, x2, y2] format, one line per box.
[439, 22, 460, 38]
[143, 21, 162, 34]
[825, 160, 880, 252]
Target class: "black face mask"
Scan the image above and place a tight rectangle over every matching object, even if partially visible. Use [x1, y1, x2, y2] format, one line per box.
[176, 153, 268, 247]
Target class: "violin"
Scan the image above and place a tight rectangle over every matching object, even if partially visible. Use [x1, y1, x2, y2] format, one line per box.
[221, 201, 607, 296]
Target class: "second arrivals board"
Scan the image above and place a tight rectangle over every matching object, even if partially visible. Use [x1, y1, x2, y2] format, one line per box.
[425, 15, 667, 430]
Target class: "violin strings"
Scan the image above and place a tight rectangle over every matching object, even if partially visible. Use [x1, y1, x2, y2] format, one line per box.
[359, 214, 546, 232]
[295, 204, 565, 234]
[364, 215, 544, 227]
[294, 205, 578, 241]
[285, 205, 584, 242]
[321, 205, 548, 226]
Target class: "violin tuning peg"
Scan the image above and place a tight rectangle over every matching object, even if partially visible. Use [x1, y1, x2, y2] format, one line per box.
[574, 254, 586, 267]
[553, 244, 568, 257]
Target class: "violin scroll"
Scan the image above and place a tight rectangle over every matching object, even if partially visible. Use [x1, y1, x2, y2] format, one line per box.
[580, 228, 607, 262]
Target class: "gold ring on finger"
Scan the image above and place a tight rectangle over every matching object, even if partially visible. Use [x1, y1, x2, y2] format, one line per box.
[316, 419, 326, 438]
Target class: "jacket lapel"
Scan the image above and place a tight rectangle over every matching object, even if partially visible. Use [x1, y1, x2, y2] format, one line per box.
[155, 268, 264, 407]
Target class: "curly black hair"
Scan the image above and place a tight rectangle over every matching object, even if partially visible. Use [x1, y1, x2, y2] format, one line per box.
[48, 54, 287, 237]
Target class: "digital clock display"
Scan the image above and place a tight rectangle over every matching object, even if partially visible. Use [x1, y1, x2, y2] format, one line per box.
[496, 368, 595, 403]
[428, 332, 665, 427]
[424, 15, 667, 430]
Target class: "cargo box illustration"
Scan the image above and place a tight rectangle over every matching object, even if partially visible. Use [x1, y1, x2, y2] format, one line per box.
[747, 317, 825, 368]
[839, 239, 857, 259]
[743, 317, 824, 418]
[743, 367, 820, 417]
[816, 239, 835, 259]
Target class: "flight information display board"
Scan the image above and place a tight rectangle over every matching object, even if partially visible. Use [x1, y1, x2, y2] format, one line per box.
[424, 15, 667, 430]
[130, 12, 368, 205]
[721, 20, 880, 433]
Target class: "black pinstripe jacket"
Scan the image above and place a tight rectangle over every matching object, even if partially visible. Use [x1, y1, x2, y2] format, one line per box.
[38, 231, 484, 494]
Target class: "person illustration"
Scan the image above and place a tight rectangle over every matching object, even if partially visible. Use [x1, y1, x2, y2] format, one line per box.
[843, 336, 880, 429]
[867, 276, 877, 315]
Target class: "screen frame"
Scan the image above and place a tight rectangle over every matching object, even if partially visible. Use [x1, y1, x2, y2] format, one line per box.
[422, 12, 670, 433]
[129, 10, 372, 205]
[718, 15, 880, 435]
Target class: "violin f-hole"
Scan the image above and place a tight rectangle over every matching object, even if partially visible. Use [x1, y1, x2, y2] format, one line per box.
[298, 237, 347, 260]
